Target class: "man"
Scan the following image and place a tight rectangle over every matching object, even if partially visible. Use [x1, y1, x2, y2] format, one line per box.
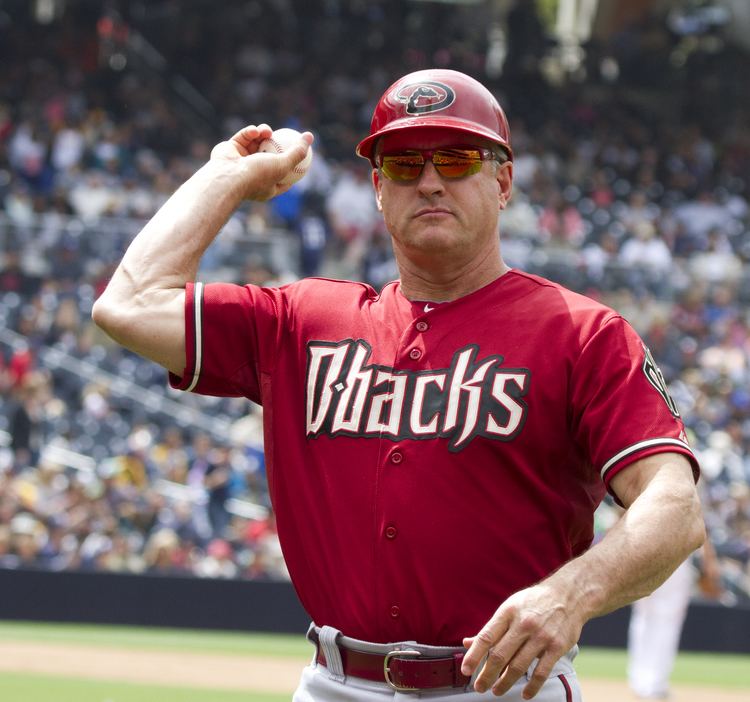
[93, 69, 705, 701]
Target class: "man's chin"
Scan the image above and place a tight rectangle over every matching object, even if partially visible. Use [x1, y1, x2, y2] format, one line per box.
[410, 233, 462, 253]
[403, 224, 461, 247]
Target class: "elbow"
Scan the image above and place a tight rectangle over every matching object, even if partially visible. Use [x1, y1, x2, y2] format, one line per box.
[690, 508, 707, 553]
[91, 295, 112, 332]
[91, 296, 106, 329]
[684, 488, 707, 554]
[91, 294, 128, 340]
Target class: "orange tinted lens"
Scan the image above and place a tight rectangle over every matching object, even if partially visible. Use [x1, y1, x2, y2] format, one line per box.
[432, 150, 483, 178]
[381, 153, 425, 181]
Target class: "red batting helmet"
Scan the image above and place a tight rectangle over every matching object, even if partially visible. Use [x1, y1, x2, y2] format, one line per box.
[356, 69, 512, 166]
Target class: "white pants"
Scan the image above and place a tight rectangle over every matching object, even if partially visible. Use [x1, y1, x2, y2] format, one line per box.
[627, 559, 694, 698]
[293, 629, 582, 702]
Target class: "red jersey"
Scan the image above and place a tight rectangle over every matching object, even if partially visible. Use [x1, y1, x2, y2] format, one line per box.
[170, 270, 698, 646]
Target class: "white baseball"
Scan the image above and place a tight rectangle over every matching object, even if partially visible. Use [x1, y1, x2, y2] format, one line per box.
[258, 127, 313, 186]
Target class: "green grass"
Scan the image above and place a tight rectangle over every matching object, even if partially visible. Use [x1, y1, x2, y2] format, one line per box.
[0, 620, 748, 695]
[0, 672, 290, 702]
[576, 646, 750, 689]
[0, 621, 311, 658]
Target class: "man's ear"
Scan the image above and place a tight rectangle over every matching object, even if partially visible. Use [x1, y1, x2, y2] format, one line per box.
[372, 169, 383, 212]
[497, 161, 513, 210]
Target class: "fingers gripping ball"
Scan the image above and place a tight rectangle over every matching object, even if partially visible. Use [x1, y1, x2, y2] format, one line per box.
[258, 128, 313, 186]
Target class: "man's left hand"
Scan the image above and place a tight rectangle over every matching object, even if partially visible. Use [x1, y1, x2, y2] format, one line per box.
[461, 582, 583, 699]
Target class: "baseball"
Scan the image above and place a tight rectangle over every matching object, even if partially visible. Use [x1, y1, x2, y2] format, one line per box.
[258, 127, 313, 186]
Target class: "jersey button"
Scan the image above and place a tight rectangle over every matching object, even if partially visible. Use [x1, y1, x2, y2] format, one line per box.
[409, 348, 422, 360]
[390, 605, 400, 618]
[390, 451, 403, 464]
[416, 321, 429, 332]
[385, 525, 397, 539]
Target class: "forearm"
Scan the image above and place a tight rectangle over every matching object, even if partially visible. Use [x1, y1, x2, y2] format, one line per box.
[549, 458, 705, 620]
[107, 159, 245, 302]
[92, 160, 244, 372]
[92, 124, 312, 371]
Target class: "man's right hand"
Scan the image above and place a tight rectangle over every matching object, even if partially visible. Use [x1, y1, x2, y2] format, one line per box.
[210, 124, 313, 201]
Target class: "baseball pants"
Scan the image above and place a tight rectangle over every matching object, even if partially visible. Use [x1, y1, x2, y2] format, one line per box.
[627, 558, 693, 698]
[293, 626, 582, 702]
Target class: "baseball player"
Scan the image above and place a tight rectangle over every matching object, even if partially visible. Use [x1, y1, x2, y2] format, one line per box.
[627, 529, 721, 698]
[93, 69, 706, 701]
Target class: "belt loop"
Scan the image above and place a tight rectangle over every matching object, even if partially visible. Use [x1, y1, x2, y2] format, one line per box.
[306, 622, 319, 667]
[319, 625, 346, 683]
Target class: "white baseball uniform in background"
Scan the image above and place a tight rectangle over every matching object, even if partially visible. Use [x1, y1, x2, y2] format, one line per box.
[627, 558, 694, 699]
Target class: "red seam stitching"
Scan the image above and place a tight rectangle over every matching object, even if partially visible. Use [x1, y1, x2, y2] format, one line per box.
[557, 673, 573, 702]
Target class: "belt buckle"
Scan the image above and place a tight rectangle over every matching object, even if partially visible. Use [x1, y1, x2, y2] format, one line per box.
[383, 649, 422, 691]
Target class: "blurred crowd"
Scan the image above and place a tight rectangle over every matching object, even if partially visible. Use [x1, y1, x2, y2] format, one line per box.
[0, 2, 749, 600]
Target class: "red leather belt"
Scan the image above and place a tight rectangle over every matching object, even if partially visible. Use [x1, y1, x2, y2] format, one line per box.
[310, 631, 471, 691]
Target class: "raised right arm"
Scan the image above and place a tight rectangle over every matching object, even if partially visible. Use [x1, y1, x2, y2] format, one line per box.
[92, 124, 313, 376]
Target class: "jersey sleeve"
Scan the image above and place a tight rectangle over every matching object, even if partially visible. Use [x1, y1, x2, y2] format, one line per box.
[569, 314, 699, 500]
[168, 281, 283, 402]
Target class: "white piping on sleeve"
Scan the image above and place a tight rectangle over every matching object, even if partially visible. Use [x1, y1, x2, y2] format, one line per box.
[600, 437, 693, 479]
[185, 281, 204, 392]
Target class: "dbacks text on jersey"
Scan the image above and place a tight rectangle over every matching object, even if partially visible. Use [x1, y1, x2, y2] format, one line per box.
[305, 340, 530, 452]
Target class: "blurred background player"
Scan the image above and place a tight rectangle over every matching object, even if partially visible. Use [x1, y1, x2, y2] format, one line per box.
[627, 534, 722, 699]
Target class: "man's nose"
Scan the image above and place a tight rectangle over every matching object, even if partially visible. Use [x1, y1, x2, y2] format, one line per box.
[416, 159, 445, 195]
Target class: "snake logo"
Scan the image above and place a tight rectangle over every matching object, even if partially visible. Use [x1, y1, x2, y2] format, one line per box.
[394, 81, 456, 115]
[642, 345, 680, 417]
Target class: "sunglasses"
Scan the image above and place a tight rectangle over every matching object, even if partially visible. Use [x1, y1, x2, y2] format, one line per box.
[377, 147, 503, 182]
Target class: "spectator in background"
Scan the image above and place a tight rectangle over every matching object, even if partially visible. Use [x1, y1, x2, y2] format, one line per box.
[0, 250, 39, 297]
[150, 426, 189, 484]
[204, 443, 234, 539]
[0, 525, 17, 568]
[8, 121, 53, 194]
[324, 162, 380, 278]
[295, 193, 330, 277]
[50, 117, 86, 174]
[674, 189, 736, 250]
[3, 183, 36, 226]
[621, 189, 659, 233]
[537, 187, 585, 246]
[587, 169, 615, 208]
[67, 172, 118, 220]
[698, 323, 748, 386]
[142, 527, 185, 575]
[618, 221, 673, 296]
[581, 230, 621, 289]
[688, 227, 743, 287]
[361, 226, 398, 291]
[7, 375, 43, 470]
[195, 538, 238, 579]
[8, 512, 47, 569]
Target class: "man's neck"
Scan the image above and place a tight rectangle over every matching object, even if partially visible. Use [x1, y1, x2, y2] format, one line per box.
[396, 250, 511, 302]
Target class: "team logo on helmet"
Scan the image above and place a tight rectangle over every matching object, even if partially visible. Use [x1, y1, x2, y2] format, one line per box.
[394, 81, 456, 115]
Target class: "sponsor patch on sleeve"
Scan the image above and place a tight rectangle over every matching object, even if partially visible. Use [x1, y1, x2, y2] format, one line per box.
[642, 344, 680, 417]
